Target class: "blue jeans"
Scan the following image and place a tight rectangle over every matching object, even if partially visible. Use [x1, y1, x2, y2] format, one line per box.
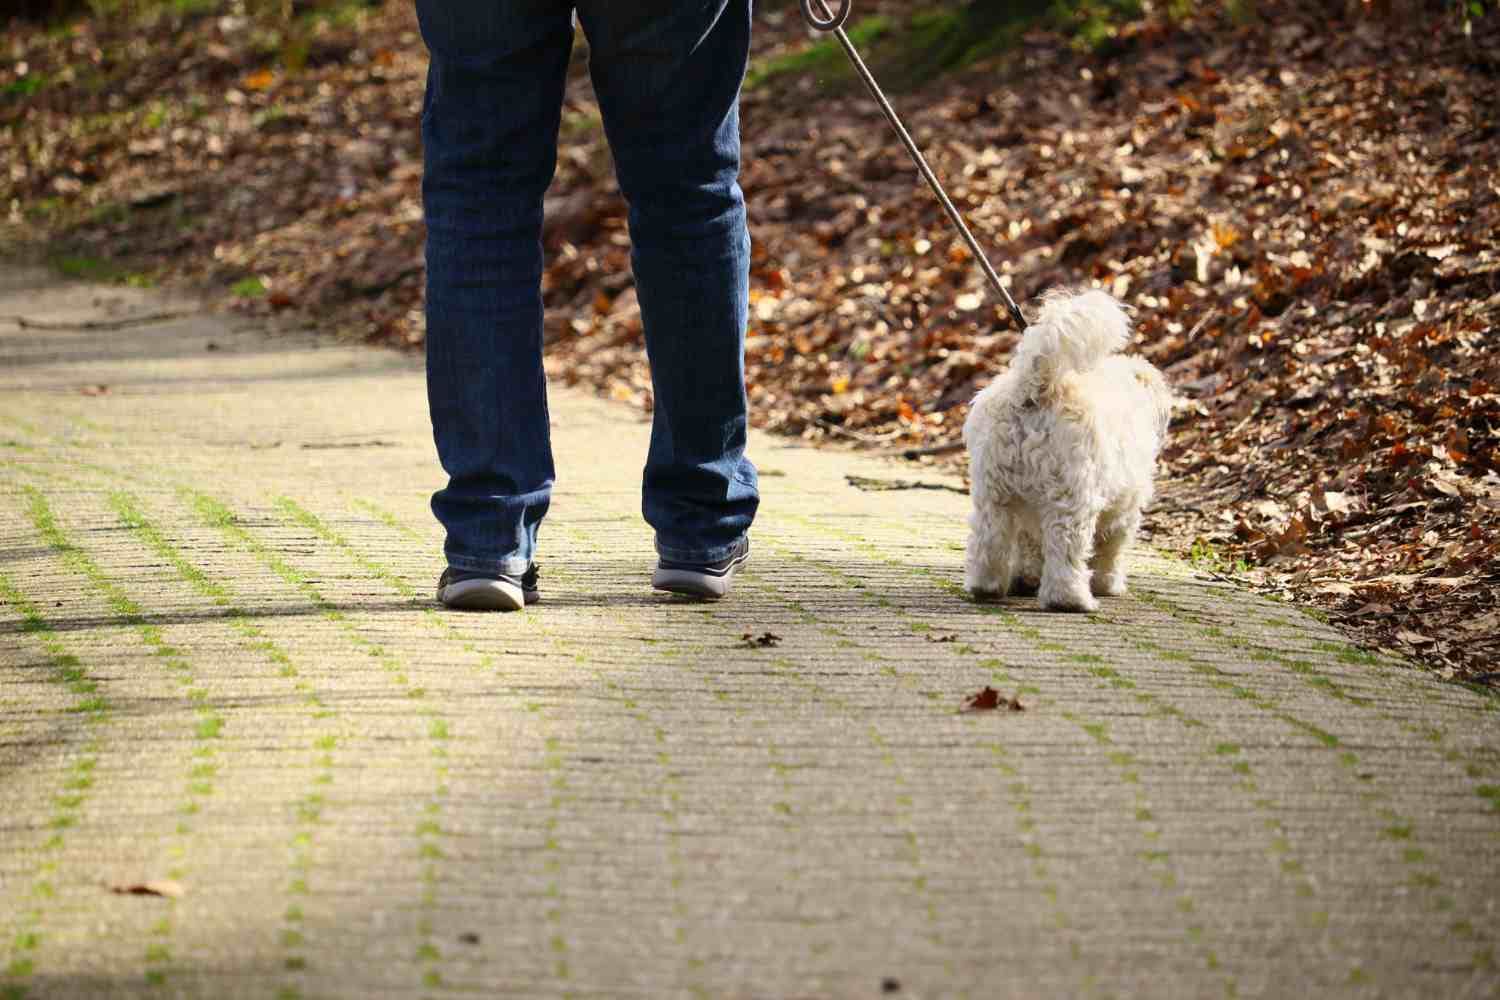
[418, 0, 760, 576]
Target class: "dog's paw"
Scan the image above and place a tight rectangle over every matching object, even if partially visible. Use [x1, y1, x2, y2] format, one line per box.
[1040, 595, 1099, 614]
[1091, 571, 1127, 597]
[1039, 582, 1099, 613]
[1009, 576, 1040, 598]
[965, 566, 1010, 600]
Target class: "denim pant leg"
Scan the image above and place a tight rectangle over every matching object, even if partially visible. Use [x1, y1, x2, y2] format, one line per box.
[416, 1, 571, 576]
[576, 0, 760, 564]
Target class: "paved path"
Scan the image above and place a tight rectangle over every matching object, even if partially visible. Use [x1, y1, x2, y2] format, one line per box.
[1, 267, 1497, 1000]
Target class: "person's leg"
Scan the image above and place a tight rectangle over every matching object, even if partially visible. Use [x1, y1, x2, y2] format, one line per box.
[574, 0, 759, 567]
[416, 0, 572, 579]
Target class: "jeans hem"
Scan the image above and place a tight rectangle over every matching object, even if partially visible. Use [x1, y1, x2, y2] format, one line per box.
[655, 533, 746, 565]
[445, 552, 534, 577]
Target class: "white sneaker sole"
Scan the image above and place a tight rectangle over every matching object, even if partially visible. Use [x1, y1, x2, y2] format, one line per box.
[651, 551, 748, 600]
[438, 577, 527, 611]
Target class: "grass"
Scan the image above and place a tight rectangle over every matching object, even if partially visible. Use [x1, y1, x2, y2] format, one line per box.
[22, 197, 64, 225]
[50, 254, 121, 282]
[2, 75, 48, 99]
[16, 485, 227, 993]
[1057, 0, 1149, 48]
[46, 251, 156, 287]
[230, 276, 267, 298]
[744, 15, 894, 90]
[746, 0, 1156, 95]
[1187, 538, 1252, 576]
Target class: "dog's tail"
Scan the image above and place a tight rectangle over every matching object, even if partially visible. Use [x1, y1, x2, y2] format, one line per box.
[1014, 289, 1131, 391]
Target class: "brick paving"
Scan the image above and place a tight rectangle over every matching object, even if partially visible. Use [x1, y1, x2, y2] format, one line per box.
[2, 266, 1497, 999]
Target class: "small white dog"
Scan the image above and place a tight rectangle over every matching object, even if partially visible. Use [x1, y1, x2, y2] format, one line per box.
[963, 290, 1174, 612]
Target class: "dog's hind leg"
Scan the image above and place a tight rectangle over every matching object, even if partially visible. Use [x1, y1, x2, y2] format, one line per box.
[1090, 504, 1141, 597]
[965, 505, 1017, 601]
[1038, 509, 1099, 612]
[1010, 529, 1043, 597]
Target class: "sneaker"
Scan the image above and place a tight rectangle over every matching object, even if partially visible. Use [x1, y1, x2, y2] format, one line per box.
[651, 537, 749, 600]
[436, 564, 539, 611]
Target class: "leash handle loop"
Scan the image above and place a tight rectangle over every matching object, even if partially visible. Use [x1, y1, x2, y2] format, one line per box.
[800, 0, 850, 32]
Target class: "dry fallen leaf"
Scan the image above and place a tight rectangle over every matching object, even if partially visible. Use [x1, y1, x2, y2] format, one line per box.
[965, 687, 1000, 710]
[740, 631, 782, 648]
[1312, 490, 1353, 516]
[242, 68, 276, 91]
[109, 880, 183, 899]
[1397, 630, 1438, 646]
[962, 687, 1025, 712]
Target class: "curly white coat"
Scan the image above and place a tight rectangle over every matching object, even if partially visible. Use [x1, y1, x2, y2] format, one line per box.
[963, 290, 1174, 612]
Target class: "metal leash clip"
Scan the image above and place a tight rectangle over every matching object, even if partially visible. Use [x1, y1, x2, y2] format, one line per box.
[797, 0, 1027, 330]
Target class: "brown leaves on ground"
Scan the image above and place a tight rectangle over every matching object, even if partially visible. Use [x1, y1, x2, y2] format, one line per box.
[2, 4, 431, 341]
[962, 686, 1024, 713]
[741, 631, 783, 648]
[108, 880, 184, 898]
[4, 2, 1497, 680]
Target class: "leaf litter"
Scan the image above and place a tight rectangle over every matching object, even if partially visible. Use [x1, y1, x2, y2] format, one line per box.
[741, 631, 783, 649]
[107, 880, 184, 898]
[962, 686, 1025, 713]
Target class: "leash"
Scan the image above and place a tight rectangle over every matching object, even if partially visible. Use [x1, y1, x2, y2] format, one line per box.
[798, 0, 1028, 330]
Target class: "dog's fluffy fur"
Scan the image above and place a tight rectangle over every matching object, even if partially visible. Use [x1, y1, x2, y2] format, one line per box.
[963, 290, 1174, 612]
